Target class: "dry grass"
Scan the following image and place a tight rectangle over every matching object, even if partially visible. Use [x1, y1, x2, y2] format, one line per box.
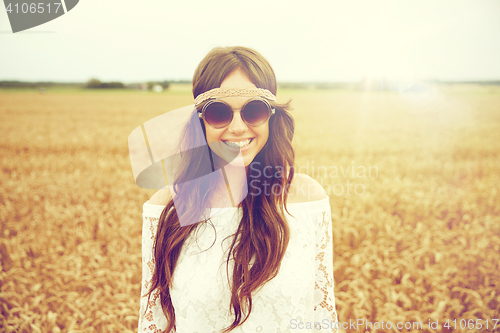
[1, 85, 499, 332]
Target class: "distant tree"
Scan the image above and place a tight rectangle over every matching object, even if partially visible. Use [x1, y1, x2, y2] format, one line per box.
[144, 81, 171, 90]
[104, 81, 125, 89]
[0, 81, 36, 88]
[85, 78, 125, 89]
[161, 81, 170, 89]
[86, 78, 102, 89]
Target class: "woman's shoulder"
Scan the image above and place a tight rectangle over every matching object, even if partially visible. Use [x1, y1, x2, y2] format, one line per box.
[146, 174, 327, 206]
[148, 187, 172, 206]
[286, 173, 328, 204]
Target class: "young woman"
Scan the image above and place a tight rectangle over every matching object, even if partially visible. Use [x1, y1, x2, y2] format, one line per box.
[138, 46, 338, 332]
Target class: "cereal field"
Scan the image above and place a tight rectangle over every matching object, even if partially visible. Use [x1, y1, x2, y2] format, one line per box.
[1, 85, 499, 332]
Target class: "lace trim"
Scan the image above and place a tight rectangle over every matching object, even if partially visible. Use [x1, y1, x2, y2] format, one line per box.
[194, 88, 277, 106]
[314, 211, 338, 332]
[140, 215, 168, 332]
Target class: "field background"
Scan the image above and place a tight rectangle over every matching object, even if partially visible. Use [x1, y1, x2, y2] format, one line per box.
[1, 85, 499, 332]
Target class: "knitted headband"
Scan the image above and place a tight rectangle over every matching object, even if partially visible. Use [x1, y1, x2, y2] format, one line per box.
[194, 88, 276, 107]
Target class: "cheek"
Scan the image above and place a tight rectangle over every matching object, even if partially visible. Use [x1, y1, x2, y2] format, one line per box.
[204, 121, 220, 144]
[262, 122, 270, 142]
[255, 123, 270, 148]
[205, 129, 227, 157]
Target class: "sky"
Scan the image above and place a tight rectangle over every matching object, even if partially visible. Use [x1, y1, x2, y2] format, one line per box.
[1, 0, 499, 83]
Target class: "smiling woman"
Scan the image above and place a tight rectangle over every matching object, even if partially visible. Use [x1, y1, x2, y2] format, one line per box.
[138, 46, 339, 333]
[201, 68, 272, 168]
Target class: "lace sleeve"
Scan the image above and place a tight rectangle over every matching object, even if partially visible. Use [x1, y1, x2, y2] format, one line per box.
[314, 208, 339, 332]
[139, 211, 171, 333]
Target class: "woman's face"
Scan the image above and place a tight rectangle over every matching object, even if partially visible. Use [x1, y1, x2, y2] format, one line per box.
[202, 68, 270, 167]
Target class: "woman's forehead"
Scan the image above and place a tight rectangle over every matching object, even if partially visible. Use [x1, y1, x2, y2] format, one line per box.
[218, 95, 255, 108]
[220, 68, 255, 87]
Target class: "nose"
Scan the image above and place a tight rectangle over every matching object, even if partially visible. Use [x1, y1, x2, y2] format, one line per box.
[227, 110, 248, 134]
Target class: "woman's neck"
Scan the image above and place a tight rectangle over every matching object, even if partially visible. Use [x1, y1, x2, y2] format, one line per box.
[211, 156, 248, 208]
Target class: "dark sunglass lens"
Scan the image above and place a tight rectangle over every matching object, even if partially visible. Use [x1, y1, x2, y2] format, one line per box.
[205, 102, 232, 127]
[242, 100, 270, 125]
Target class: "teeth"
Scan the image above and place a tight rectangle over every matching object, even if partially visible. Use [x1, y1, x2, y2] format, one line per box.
[224, 139, 252, 148]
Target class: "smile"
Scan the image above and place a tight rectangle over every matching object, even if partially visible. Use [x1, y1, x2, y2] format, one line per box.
[223, 138, 253, 149]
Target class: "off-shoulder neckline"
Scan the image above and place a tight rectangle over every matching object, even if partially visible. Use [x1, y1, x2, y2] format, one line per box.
[144, 195, 329, 210]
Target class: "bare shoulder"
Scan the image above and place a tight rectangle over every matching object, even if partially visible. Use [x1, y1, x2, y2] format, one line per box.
[148, 187, 172, 206]
[286, 173, 327, 203]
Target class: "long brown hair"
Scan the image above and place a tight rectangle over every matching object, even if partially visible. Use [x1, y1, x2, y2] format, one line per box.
[147, 46, 295, 333]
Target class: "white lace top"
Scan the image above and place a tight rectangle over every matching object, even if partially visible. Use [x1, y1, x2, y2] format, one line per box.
[139, 196, 339, 333]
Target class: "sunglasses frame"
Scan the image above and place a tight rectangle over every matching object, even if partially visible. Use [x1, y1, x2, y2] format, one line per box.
[198, 97, 275, 129]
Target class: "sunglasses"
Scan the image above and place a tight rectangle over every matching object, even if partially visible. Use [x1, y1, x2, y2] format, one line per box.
[198, 98, 275, 128]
